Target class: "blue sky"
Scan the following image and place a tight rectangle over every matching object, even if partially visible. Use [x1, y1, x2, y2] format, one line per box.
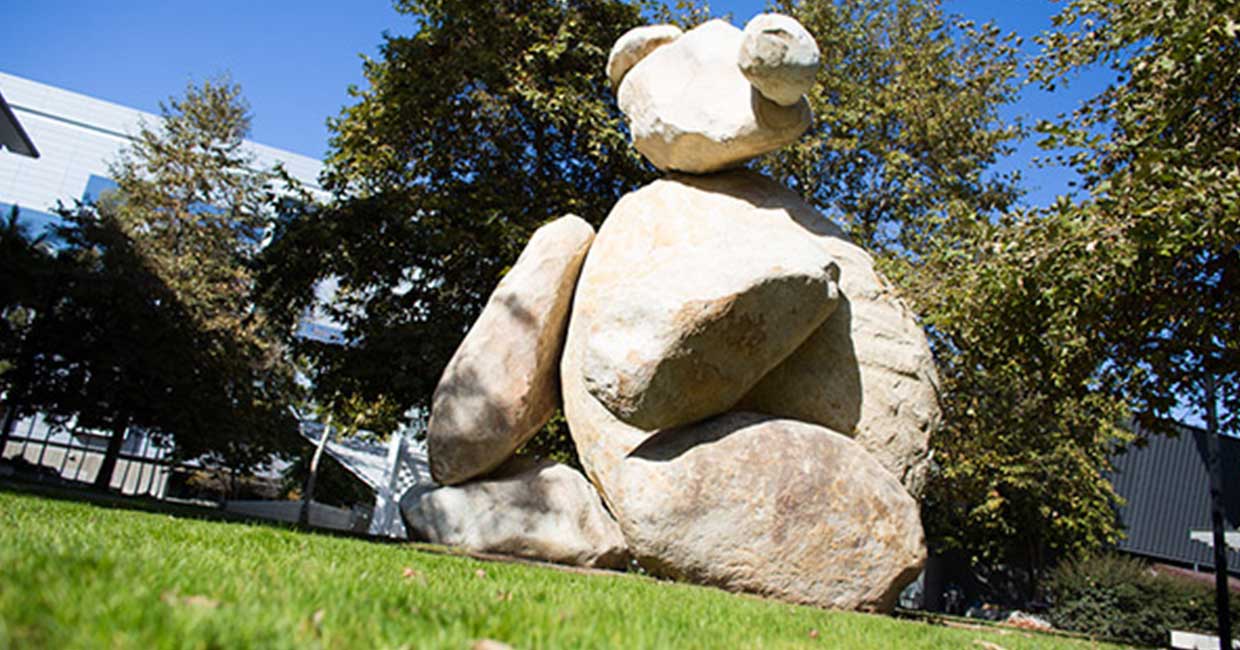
[6, 0, 1111, 207]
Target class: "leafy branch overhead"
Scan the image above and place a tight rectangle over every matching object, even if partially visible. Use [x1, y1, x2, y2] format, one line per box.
[259, 0, 656, 429]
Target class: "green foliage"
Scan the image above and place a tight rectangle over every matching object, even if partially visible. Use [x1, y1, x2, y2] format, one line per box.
[258, 0, 656, 442]
[1029, 0, 1239, 434]
[914, 205, 1135, 571]
[8, 79, 301, 477]
[0, 207, 53, 425]
[763, 0, 1024, 257]
[1047, 553, 1240, 646]
[515, 410, 582, 471]
[108, 77, 286, 384]
[902, 0, 1239, 579]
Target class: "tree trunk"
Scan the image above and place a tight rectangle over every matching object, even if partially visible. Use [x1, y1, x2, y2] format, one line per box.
[0, 402, 18, 456]
[299, 413, 333, 527]
[0, 332, 36, 454]
[93, 415, 130, 491]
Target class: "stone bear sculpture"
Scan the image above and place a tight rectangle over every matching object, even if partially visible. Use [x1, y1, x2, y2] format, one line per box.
[411, 14, 940, 613]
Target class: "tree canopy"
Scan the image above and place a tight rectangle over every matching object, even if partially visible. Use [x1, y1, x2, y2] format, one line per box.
[764, 0, 1024, 258]
[1031, 0, 1238, 433]
[1, 79, 300, 488]
[258, 0, 657, 430]
[911, 0, 1239, 579]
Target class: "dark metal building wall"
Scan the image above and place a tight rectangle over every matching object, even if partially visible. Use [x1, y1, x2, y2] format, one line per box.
[1111, 423, 1240, 573]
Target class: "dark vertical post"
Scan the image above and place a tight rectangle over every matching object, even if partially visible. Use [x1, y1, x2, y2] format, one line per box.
[1207, 370, 1233, 648]
[0, 405, 16, 457]
[299, 413, 333, 527]
[93, 415, 130, 491]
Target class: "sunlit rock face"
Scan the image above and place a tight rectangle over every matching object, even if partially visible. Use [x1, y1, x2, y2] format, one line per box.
[576, 174, 841, 433]
[738, 13, 821, 107]
[401, 457, 629, 569]
[614, 20, 812, 174]
[426, 215, 594, 485]
[613, 412, 926, 612]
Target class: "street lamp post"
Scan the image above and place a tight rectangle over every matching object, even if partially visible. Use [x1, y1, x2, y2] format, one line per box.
[1206, 370, 1233, 648]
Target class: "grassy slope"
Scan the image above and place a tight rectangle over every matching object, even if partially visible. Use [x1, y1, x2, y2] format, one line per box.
[0, 490, 1123, 650]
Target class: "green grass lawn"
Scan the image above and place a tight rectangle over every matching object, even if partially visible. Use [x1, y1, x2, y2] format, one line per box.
[0, 488, 1126, 650]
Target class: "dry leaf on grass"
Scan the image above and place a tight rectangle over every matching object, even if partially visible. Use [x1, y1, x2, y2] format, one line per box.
[472, 640, 513, 650]
[160, 591, 220, 610]
[298, 608, 328, 637]
[973, 640, 1006, 650]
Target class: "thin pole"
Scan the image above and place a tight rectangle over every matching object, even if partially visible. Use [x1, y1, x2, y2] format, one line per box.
[299, 413, 333, 527]
[139, 432, 154, 496]
[18, 412, 37, 459]
[0, 405, 15, 460]
[1206, 370, 1232, 648]
[36, 416, 52, 470]
[55, 421, 71, 477]
[118, 432, 137, 495]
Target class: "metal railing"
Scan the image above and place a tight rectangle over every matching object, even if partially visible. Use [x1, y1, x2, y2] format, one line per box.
[0, 412, 178, 498]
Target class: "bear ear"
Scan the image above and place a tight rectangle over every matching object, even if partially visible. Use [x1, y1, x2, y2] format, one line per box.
[607, 24, 683, 91]
[738, 14, 821, 106]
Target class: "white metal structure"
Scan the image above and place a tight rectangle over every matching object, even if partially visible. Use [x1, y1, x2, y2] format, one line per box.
[1190, 530, 1240, 552]
[297, 421, 434, 539]
[1170, 629, 1239, 649]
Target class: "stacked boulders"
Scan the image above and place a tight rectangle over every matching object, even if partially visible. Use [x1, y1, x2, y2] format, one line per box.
[402, 14, 940, 612]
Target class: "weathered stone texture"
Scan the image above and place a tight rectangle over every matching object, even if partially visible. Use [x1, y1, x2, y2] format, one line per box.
[617, 20, 811, 173]
[427, 215, 594, 485]
[401, 457, 629, 569]
[607, 24, 683, 89]
[577, 176, 840, 432]
[738, 13, 821, 106]
[614, 412, 926, 612]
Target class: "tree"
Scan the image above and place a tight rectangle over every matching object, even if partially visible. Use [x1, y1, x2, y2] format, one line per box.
[1030, 0, 1238, 436]
[13, 78, 300, 489]
[23, 204, 196, 489]
[0, 207, 55, 448]
[258, 0, 657, 433]
[907, 0, 1239, 590]
[763, 0, 1024, 259]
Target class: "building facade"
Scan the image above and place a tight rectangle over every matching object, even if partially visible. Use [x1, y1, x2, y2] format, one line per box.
[0, 71, 324, 233]
[1112, 421, 1240, 573]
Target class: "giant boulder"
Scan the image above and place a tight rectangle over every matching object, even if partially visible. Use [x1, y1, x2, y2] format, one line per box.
[562, 171, 939, 502]
[427, 215, 594, 485]
[400, 457, 629, 569]
[575, 175, 840, 433]
[728, 175, 941, 495]
[615, 412, 926, 612]
[616, 19, 812, 174]
[738, 13, 821, 107]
